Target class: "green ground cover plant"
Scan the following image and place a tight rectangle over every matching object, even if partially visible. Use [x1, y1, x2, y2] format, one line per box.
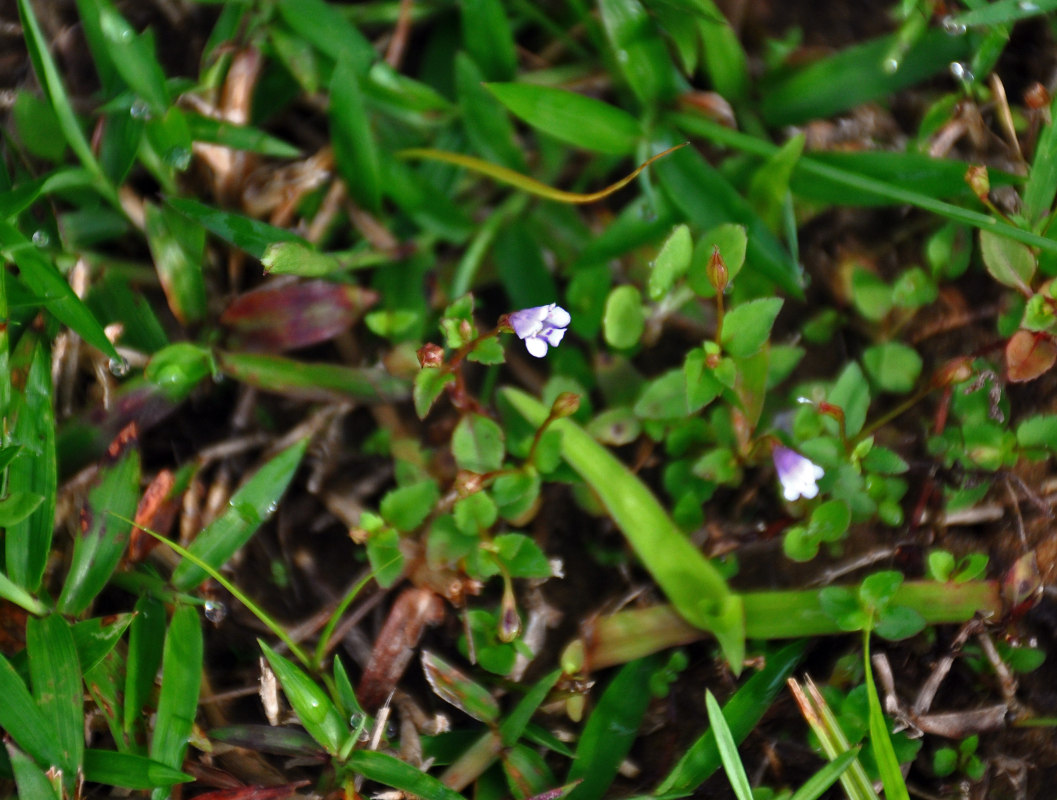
[2, 0, 1057, 797]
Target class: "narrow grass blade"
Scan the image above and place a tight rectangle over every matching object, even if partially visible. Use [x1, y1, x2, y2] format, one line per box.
[84, 650, 125, 748]
[216, 351, 410, 403]
[422, 650, 501, 725]
[145, 201, 207, 325]
[759, 29, 973, 126]
[566, 657, 657, 800]
[5, 742, 61, 800]
[5, 338, 57, 591]
[455, 53, 526, 171]
[706, 690, 752, 800]
[171, 438, 308, 590]
[83, 750, 192, 790]
[0, 222, 121, 362]
[276, 0, 374, 73]
[863, 633, 909, 800]
[57, 425, 141, 615]
[347, 749, 470, 800]
[953, 0, 1057, 26]
[166, 196, 307, 260]
[16, 0, 113, 201]
[149, 605, 203, 800]
[259, 641, 348, 756]
[0, 650, 63, 770]
[486, 83, 642, 156]
[598, 0, 679, 106]
[72, 613, 134, 673]
[788, 750, 857, 800]
[0, 571, 48, 616]
[26, 615, 83, 787]
[124, 595, 167, 746]
[184, 113, 301, 157]
[500, 670, 561, 747]
[501, 388, 744, 671]
[655, 641, 805, 795]
[1024, 90, 1057, 224]
[669, 112, 1057, 254]
[330, 53, 381, 212]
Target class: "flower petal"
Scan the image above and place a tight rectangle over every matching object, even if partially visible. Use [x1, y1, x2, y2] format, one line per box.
[509, 306, 549, 340]
[545, 305, 571, 328]
[540, 326, 567, 347]
[524, 335, 549, 358]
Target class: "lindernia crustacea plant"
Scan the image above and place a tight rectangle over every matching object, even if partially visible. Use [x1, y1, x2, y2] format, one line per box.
[507, 303, 571, 357]
[773, 445, 824, 501]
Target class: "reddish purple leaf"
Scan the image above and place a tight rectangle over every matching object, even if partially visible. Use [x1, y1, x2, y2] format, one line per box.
[1006, 329, 1057, 382]
[221, 280, 378, 352]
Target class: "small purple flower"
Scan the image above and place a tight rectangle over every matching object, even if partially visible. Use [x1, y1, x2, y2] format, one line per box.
[773, 446, 824, 501]
[508, 303, 571, 358]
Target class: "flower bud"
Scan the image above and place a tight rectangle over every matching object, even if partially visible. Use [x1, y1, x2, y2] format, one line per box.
[550, 391, 581, 418]
[417, 342, 445, 368]
[966, 164, 990, 203]
[932, 357, 973, 388]
[707, 245, 729, 293]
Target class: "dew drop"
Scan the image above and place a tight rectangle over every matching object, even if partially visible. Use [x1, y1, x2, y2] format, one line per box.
[940, 16, 967, 35]
[165, 147, 191, 171]
[129, 100, 152, 120]
[385, 720, 397, 739]
[357, 727, 371, 743]
[1018, 1, 1040, 11]
[108, 356, 129, 377]
[349, 712, 366, 729]
[204, 599, 227, 623]
[950, 62, 975, 83]
[31, 230, 49, 247]
[882, 57, 900, 75]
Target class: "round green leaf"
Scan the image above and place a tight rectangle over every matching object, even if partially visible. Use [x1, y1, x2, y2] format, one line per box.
[452, 413, 506, 473]
[603, 285, 646, 349]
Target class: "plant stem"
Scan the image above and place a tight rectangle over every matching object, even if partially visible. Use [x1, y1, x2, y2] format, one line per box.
[567, 580, 1001, 672]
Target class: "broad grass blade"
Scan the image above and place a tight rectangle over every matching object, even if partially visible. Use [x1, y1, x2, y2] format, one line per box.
[27, 615, 83, 787]
[259, 641, 348, 756]
[83, 749, 192, 790]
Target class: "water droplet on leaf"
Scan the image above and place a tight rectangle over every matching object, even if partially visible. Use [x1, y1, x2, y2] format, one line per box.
[165, 147, 191, 171]
[31, 230, 49, 247]
[940, 16, 967, 34]
[204, 600, 227, 623]
[950, 62, 974, 83]
[108, 356, 129, 377]
[129, 100, 152, 120]
[882, 57, 900, 74]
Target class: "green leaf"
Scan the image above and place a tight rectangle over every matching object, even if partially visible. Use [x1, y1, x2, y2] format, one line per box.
[486, 83, 642, 156]
[455, 53, 525, 172]
[706, 690, 753, 800]
[166, 196, 307, 260]
[603, 285, 646, 349]
[502, 388, 743, 671]
[828, 362, 870, 438]
[144, 201, 206, 325]
[749, 133, 804, 231]
[3, 341, 58, 589]
[95, 1, 170, 112]
[648, 224, 693, 301]
[499, 670, 561, 747]
[72, 614, 133, 675]
[0, 223, 120, 362]
[633, 368, 688, 419]
[979, 229, 1035, 292]
[5, 742, 61, 800]
[694, 0, 749, 100]
[653, 142, 803, 297]
[0, 650, 63, 769]
[150, 606, 202, 800]
[330, 53, 381, 212]
[461, 0, 516, 80]
[414, 368, 455, 419]
[953, 0, 1057, 26]
[864, 635, 910, 800]
[185, 113, 302, 158]
[12, 91, 66, 161]
[216, 351, 409, 403]
[566, 658, 658, 800]
[83, 750, 192, 790]
[721, 298, 783, 358]
[276, 0, 375, 72]
[16, 0, 112, 197]
[451, 414, 506, 473]
[366, 525, 404, 588]
[260, 641, 348, 756]
[809, 500, 852, 544]
[1017, 414, 1057, 452]
[599, 0, 679, 106]
[27, 615, 82, 787]
[493, 533, 552, 578]
[421, 650, 501, 724]
[760, 29, 972, 126]
[171, 439, 308, 590]
[57, 428, 140, 615]
[124, 595, 166, 742]
[380, 480, 440, 532]
[347, 749, 469, 800]
[0, 492, 43, 527]
[862, 342, 923, 394]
